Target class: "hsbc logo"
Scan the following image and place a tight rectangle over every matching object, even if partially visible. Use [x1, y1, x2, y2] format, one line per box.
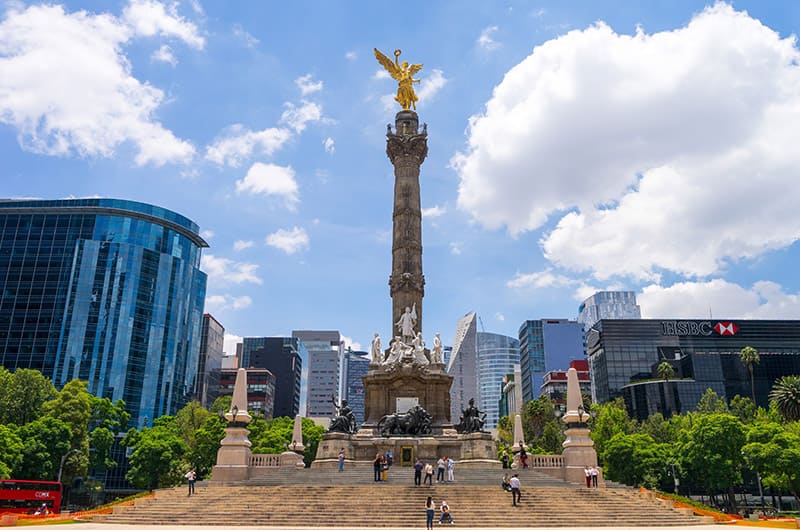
[661, 321, 739, 336]
[714, 322, 739, 336]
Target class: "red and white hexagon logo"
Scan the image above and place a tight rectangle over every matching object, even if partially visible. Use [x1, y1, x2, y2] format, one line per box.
[714, 322, 739, 336]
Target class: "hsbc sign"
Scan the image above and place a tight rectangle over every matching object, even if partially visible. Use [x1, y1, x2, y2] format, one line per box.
[660, 321, 739, 336]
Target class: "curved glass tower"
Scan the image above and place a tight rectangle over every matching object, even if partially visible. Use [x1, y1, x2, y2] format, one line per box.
[477, 331, 520, 429]
[0, 198, 208, 427]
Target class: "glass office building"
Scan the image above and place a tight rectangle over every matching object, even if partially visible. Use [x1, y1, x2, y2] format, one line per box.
[0, 198, 208, 427]
[578, 291, 641, 331]
[587, 319, 800, 419]
[476, 331, 520, 429]
[518, 319, 584, 402]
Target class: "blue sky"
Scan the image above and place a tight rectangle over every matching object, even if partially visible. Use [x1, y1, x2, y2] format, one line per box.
[3, 0, 800, 354]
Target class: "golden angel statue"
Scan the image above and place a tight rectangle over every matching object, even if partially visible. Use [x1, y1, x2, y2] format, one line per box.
[374, 48, 423, 110]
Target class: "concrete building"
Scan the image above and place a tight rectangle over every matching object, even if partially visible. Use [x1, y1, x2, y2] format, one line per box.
[218, 367, 275, 418]
[518, 319, 584, 402]
[448, 312, 478, 426]
[577, 291, 641, 331]
[292, 330, 342, 418]
[196, 314, 224, 408]
[586, 319, 800, 419]
[342, 348, 369, 423]
[540, 359, 591, 411]
[245, 337, 306, 418]
[499, 364, 524, 419]
[0, 198, 207, 427]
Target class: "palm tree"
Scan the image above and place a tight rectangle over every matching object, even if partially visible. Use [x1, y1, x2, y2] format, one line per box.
[657, 361, 675, 416]
[769, 375, 800, 422]
[739, 346, 760, 403]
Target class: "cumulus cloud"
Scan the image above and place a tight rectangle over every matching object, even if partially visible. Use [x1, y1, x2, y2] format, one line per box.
[201, 254, 262, 284]
[151, 43, 176, 65]
[639, 279, 800, 319]
[205, 125, 291, 167]
[122, 0, 204, 48]
[0, 3, 196, 166]
[477, 25, 499, 50]
[200, 229, 214, 240]
[323, 137, 335, 154]
[450, 242, 462, 255]
[341, 335, 362, 352]
[223, 333, 242, 356]
[507, 268, 580, 289]
[421, 205, 446, 218]
[373, 69, 391, 80]
[416, 69, 447, 104]
[236, 162, 299, 208]
[265, 226, 309, 254]
[233, 239, 254, 251]
[279, 101, 322, 133]
[454, 4, 800, 281]
[204, 294, 253, 313]
[295, 73, 323, 95]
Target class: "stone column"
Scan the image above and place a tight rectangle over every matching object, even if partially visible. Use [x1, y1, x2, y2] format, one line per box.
[211, 368, 252, 482]
[386, 110, 427, 339]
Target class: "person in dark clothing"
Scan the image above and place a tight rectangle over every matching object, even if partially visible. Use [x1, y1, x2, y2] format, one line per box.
[414, 459, 424, 486]
[373, 453, 383, 482]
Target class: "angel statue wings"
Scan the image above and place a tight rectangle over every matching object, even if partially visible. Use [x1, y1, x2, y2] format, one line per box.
[374, 48, 423, 110]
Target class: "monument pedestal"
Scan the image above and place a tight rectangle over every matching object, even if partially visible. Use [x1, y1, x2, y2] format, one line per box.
[211, 426, 252, 482]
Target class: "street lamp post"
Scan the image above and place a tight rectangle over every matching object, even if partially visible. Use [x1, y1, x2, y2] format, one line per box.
[57, 448, 81, 484]
[670, 462, 680, 494]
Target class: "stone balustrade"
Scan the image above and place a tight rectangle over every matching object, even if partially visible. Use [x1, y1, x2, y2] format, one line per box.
[249, 454, 281, 467]
[528, 454, 564, 468]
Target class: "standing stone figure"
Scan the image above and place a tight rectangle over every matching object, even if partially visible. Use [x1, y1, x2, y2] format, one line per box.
[432, 333, 443, 364]
[412, 332, 428, 365]
[370, 333, 382, 364]
[396, 303, 417, 343]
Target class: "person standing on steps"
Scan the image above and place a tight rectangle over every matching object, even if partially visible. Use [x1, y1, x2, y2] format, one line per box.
[425, 496, 435, 530]
[591, 465, 599, 487]
[184, 468, 196, 496]
[414, 458, 424, 486]
[436, 456, 446, 483]
[501, 449, 509, 469]
[518, 442, 528, 469]
[423, 461, 434, 485]
[510, 473, 521, 506]
[584, 465, 592, 488]
[446, 456, 455, 483]
[374, 453, 383, 482]
[338, 448, 345, 472]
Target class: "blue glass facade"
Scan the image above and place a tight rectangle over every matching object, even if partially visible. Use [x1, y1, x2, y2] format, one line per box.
[518, 319, 584, 402]
[477, 331, 520, 429]
[0, 199, 208, 427]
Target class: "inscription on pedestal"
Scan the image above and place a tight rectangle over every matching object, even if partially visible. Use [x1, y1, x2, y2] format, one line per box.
[396, 396, 419, 413]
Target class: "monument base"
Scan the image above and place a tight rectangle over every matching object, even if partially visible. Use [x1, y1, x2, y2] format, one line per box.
[561, 426, 604, 486]
[210, 426, 252, 483]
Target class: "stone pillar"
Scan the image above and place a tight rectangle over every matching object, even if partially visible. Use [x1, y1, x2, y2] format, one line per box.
[561, 367, 602, 485]
[211, 368, 252, 482]
[386, 110, 428, 339]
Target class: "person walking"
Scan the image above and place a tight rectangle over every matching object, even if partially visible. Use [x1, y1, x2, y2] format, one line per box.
[591, 465, 599, 487]
[584, 465, 592, 488]
[184, 468, 196, 496]
[518, 442, 528, 469]
[338, 448, 345, 472]
[501, 449, 509, 469]
[510, 473, 521, 506]
[436, 456, 446, 483]
[373, 453, 383, 482]
[423, 462, 434, 485]
[425, 496, 435, 530]
[414, 458, 424, 486]
[446, 457, 455, 483]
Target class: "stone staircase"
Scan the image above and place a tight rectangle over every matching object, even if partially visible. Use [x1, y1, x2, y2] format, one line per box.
[96, 467, 710, 527]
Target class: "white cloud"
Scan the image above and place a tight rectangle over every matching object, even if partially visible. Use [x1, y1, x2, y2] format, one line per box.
[373, 69, 391, 80]
[151, 43, 176, 65]
[323, 137, 335, 154]
[345, 51, 357, 61]
[0, 4, 195, 166]
[341, 335, 362, 352]
[477, 25, 499, 50]
[232, 23, 258, 48]
[122, 0, 204, 49]
[205, 125, 291, 167]
[236, 162, 299, 208]
[449, 242, 462, 255]
[295, 73, 323, 95]
[639, 279, 800, 319]
[495, 312, 505, 322]
[416, 69, 447, 104]
[421, 205, 446, 218]
[265, 226, 309, 254]
[223, 333, 243, 356]
[204, 294, 253, 313]
[507, 268, 579, 289]
[454, 4, 800, 281]
[200, 229, 214, 240]
[233, 240, 254, 251]
[201, 254, 262, 284]
[279, 101, 322, 133]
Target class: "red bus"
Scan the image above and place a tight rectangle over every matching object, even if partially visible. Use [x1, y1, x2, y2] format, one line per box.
[0, 480, 62, 515]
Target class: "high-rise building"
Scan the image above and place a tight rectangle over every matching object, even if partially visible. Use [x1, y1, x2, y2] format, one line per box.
[586, 319, 800, 418]
[196, 314, 224, 408]
[540, 359, 591, 410]
[218, 368, 275, 418]
[477, 331, 519, 429]
[293, 330, 342, 418]
[577, 291, 641, 331]
[448, 312, 478, 425]
[244, 337, 306, 418]
[518, 319, 584, 402]
[342, 348, 369, 423]
[0, 198, 207, 427]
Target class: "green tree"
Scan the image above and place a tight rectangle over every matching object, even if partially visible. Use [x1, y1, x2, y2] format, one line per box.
[0, 368, 57, 425]
[122, 425, 187, 489]
[603, 432, 671, 488]
[521, 395, 556, 441]
[678, 413, 745, 511]
[657, 361, 676, 417]
[769, 375, 800, 422]
[14, 416, 72, 480]
[89, 396, 130, 432]
[590, 398, 635, 462]
[88, 427, 117, 474]
[739, 346, 760, 403]
[0, 424, 23, 478]
[175, 400, 210, 454]
[209, 395, 232, 416]
[42, 379, 92, 482]
[192, 415, 226, 478]
[540, 419, 565, 454]
[742, 422, 800, 503]
[640, 413, 681, 444]
[250, 416, 325, 467]
[696, 388, 729, 414]
[495, 415, 513, 446]
[729, 395, 758, 424]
